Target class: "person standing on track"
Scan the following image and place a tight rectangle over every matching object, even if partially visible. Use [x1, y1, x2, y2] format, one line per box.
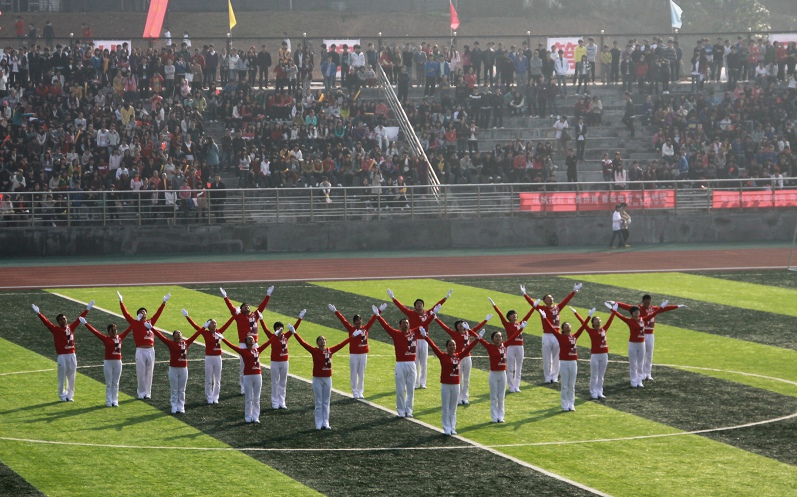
[147, 323, 201, 414]
[219, 333, 273, 423]
[611, 295, 685, 381]
[538, 309, 583, 411]
[291, 325, 353, 430]
[475, 324, 526, 422]
[260, 310, 304, 410]
[373, 304, 440, 418]
[488, 298, 534, 393]
[220, 286, 274, 394]
[32, 300, 94, 402]
[421, 326, 483, 435]
[182, 310, 236, 404]
[433, 314, 491, 405]
[523, 283, 582, 384]
[606, 302, 663, 388]
[388, 288, 451, 390]
[570, 307, 614, 400]
[118, 291, 169, 400]
[79, 318, 131, 407]
[329, 303, 386, 399]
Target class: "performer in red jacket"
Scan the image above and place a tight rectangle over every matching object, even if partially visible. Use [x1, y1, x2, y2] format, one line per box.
[220, 286, 273, 394]
[387, 287, 450, 389]
[475, 323, 525, 422]
[571, 307, 614, 400]
[539, 309, 583, 411]
[183, 310, 235, 404]
[612, 295, 685, 381]
[117, 291, 169, 400]
[220, 334, 273, 424]
[523, 282, 582, 383]
[79, 317, 131, 407]
[148, 323, 200, 414]
[260, 310, 304, 410]
[421, 327, 482, 435]
[292, 325, 353, 430]
[433, 313, 490, 405]
[489, 298, 535, 393]
[329, 303, 385, 399]
[607, 302, 664, 388]
[32, 300, 93, 402]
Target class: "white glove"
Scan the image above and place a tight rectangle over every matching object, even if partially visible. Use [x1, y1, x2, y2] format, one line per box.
[79, 316, 87, 325]
[612, 303, 619, 312]
[432, 304, 442, 315]
[235, 307, 241, 315]
[488, 297, 495, 306]
[478, 329, 486, 338]
[520, 285, 527, 295]
[256, 310, 263, 320]
[353, 330, 364, 337]
[144, 322, 152, 330]
[520, 321, 527, 329]
[86, 300, 95, 310]
[267, 286, 274, 296]
[446, 289, 453, 299]
[604, 302, 614, 310]
[31, 304, 39, 314]
[298, 309, 306, 319]
[539, 309, 547, 319]
[606, 300, 616, 307]
[574, 282, 583, 292]
[163, 293, 171, 303]
[379, 303, 388, 312]
[372, 305, 379, 315]
[419, 327, 427, 338]
[219, 287, 227, 298]
[660, 300, 669, 308]
[213, 332, 223, 341]
[569, 306, 577, 314]
[287, 324, 296, 334]
[485, 313, 493, 321]
[182, 309, 189, 317]
[137, 313, 144, 321]
[204, 320, 212, 328]
[462, 322, 470, 330]
[328, 304, 337, 312]
[588, 308, 596, 317]
[677, 304, 687, 309]
[387, 289, 394, 299]
[117, 291, 123, 302]
[533, 299, 541, 307]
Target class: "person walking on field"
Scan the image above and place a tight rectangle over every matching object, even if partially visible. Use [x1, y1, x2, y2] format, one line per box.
[620, 202, 632, 248]
[32, 300, 93, 402]
[80, 318, 131, 407]
[570, 307, 614, 400]
[388, 288, 451, 390]
[488, 298, 535, 393]
[609, 204, 624, 249]
[538, 309, 583, 411]
[118, 291, 169, 400]
[421, 326, 483, 435]
[329, 303, 386, 399]
[291, 325, 353, 430]
[182, 310, 236, 404]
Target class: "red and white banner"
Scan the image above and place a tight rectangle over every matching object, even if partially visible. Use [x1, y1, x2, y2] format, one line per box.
[547, 36, 579, 75]
[520, 190, 676, 212]
[712, 189, 797, 209]
[769, 33, 797, 46]
[93, 40, 132, 52]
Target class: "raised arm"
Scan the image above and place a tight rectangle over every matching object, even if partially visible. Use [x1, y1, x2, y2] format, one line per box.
[69, 307, 90, 331]
[423, 332, 445, 360]
[489, 298, 510, 327]
[220, 337, 244, 354]
[329, 335, 353, 354]
[184, 314, 203, 332]
[434, 317, 457, 339]
[118, 326, 133, 341]
[373, 311, 399, 339]
[256, 286, 274, 313]
[81, 320, 107, 341]
[150, 326, 171, 345]
[292, 331, 315, 353]
[259, 318, 274, 339]
[119, 301, 135, 324]
[222, 292, 238, 316]
[217, 315, 236, 334]
[603, 312, 616, 331]
[538, 309, 560, 336]
[558, 284, 580, 308]
[149, 296, 169, 325]
[460, 337, 481, 356]
[469, 315, 491, 334]
[332, 309, 355, 332]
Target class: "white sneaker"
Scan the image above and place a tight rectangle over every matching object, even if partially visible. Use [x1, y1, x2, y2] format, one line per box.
[405, 413, 414, 418]
[646, 376, 654, 381]
[598, 394, 606, 399]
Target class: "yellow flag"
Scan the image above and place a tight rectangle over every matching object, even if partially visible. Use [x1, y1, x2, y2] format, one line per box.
[228, 0, 237, 30]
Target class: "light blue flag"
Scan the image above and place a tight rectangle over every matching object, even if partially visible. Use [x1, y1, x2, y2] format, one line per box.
[670, 0, 683, 29]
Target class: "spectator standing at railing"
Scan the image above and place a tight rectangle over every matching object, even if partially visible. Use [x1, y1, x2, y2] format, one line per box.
[554, 50, 568, 97]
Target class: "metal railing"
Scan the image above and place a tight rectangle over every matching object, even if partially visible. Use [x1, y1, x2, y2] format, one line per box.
[1, 178, 795, 228]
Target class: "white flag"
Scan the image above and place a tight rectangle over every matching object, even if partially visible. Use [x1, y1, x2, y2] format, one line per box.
[670, 0, 683, 29]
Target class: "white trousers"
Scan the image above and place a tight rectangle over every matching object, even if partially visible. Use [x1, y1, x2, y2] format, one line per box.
[168, 366, 188, 413]
[489, 371, 507, 422]
[415, 339, 428, 388]
[541, 333, 560, 382]
[643, 334, 655, 378]
[506, 345, 525, 391]
[628, 341, 646, 387]
[135, 347, 155, 398]
[103, 359, 122, 406]
[395, 361, 417, 416]
[559, 360, 577, 410]
[238, 342, 247, 394]
[458, 357, 472, 403]
[56, 353, 77, 401]
[441, 383, 460, 434]
[589, 353, 608, 398]
[243, 373, 262, 422]
[271, 360, 289, 408]
[349, 353, 367, 398]
[205, 355, 223, 403]
[312, 376, 332, 429]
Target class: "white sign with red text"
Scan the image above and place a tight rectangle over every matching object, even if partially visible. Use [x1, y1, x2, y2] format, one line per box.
[547, 37, 579, 75]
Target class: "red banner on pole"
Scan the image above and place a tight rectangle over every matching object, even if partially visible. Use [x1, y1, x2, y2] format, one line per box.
[449, 1, 460, 30]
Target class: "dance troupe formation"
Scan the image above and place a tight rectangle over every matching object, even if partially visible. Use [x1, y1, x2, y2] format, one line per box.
[32, 284, 685, 434]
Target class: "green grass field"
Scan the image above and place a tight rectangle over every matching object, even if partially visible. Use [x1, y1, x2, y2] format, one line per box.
[1, 271, 796, 496]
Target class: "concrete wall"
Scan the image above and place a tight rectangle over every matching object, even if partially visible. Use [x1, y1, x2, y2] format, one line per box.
[1, 210, 795, 257]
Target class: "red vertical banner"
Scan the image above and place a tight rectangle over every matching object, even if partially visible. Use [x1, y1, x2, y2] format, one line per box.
[143, 0, 169, 39]
[449, 1, 460, 30]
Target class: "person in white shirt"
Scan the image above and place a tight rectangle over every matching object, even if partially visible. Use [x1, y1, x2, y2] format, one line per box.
[554, 50, 569, 96]
[609, 204, 624, 248]
[553, 115, 569, 157]
[350, 45, 365, 69]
